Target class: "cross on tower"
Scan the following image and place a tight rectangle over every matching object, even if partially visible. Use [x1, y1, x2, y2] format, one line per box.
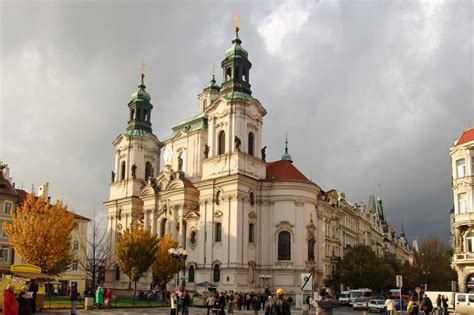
[234, 14, 239, 33]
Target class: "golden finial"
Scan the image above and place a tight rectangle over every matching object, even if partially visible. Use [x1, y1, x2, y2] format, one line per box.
[285, 133, 288, 146]
[211, 64, 216, 77]
[234, 14, 239, 33]
[140, 62, 145, 79]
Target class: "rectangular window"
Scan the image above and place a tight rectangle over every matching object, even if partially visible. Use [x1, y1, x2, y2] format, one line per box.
[74, 223, 79, 231]
[459, 193, 468, 214]
[2, 226, 7, 238]
[215, 223, 222, 242]
[4, 201, 12, 215]
[73, 240, 79, 251]
[72, 260, 78, 271]
[0, 248, 9, 262]
[248, 223, 254, 243]
[457, 159, 466, 178]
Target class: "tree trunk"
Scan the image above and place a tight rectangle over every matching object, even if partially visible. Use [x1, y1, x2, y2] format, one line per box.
[133, 280, 137, 307]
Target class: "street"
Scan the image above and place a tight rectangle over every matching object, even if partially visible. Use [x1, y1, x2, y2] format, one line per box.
[40, 306, 402, 314]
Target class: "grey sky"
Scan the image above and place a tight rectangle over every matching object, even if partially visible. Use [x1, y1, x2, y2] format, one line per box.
[1, 0, 473, 242]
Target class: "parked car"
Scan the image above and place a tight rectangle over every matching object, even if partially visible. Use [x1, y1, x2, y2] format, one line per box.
[367, 299, 386, 313]
[352, 297, 369, 310]
[338, 291, 350, 306]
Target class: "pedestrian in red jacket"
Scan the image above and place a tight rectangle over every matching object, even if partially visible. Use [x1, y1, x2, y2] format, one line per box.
[3, 284, 19, 315]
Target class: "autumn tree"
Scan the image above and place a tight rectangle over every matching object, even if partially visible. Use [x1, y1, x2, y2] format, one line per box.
[79, 216, 112, 289]
[411, 237, 456, 290]
[151, 234, 183, 287]
[3, 193, 75, 275]
[115, 221, 158, 301]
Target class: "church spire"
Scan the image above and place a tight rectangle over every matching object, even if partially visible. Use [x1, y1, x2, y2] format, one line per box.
[126, 63, 154, 134]
[220, 16, 252, 98]
[281, 134, 293, 162]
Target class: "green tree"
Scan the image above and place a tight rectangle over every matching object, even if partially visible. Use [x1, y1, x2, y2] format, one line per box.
[336, 245, 394, 292]
[4, 193, 75, 275]
[115, 221, 158, 301]
[151, 234, 183, 287]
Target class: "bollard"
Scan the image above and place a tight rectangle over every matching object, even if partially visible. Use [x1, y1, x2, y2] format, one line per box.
[84, 297, 94, 310]
[302, 303, 309, 315]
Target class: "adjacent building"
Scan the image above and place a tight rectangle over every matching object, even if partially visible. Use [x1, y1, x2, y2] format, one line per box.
[450, 126, 474, 292]
[0, 164, 90, 293]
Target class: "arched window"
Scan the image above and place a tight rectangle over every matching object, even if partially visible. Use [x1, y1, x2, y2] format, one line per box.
[215, 222, 222, 242]
[249, 223, 255, 243]
[226, 67, 232, 81]
[213, 264, 220, 282]
[218, 131, 226, 155]
[278, 231, 291, 261]
[144, 109, 148, 121]
[130, 109, 135, 120]
[202, 99, 207, 108]
[145, 161, 153, 179]
[188, 265, 195, 283]
[120, 161, 126, 180]
[190, 230, 197, 245]
[160, 219, 167, 237]
[243, 68, 248, 82]
[248, 132, 255, 156]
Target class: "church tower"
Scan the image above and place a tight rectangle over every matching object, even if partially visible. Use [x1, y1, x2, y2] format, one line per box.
[202, 21, 267, 180]
[104, 67, 161, 243]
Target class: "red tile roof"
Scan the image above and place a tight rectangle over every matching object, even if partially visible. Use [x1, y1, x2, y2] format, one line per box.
[15, 189, 90, 221]
[456, 127, 474, 146]
[265, 160, 314, 184]
[0, 173, 18, 197]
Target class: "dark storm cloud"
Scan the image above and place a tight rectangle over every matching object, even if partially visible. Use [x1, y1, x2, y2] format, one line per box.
[1, 0, 472, 241]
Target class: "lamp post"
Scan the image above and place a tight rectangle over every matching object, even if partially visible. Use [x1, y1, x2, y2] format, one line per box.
[168, 247, 188, 293]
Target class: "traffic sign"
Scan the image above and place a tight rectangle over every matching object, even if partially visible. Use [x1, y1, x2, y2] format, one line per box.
[301, 273, 312, 291]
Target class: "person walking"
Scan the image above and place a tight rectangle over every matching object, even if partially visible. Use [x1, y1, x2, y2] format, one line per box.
[252, 294, 261, 315]
[420, 294, 433, 315]
[18, 285, 33, 315]
[441, 295, 449, 315]
[170, 293, 177, 315]
[3, 284, 18, 315]
[29, 279, 38, 313]
[407, 297, 416, 315]
[95, 286, 104, 309]
[70, 283, 79, 315]
[206, 293, 215, 315]
[104, 288, 113, 308]
[313, 288, 338, 315]
[384, 296, 396, 315]
[181, 290, 190, 315]
[264, 288, 291, 315]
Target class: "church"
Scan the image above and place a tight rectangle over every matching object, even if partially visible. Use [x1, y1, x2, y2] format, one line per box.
[103, 23, 397, 294]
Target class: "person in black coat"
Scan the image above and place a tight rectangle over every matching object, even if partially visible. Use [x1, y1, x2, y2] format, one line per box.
[18, 285, 33, 315]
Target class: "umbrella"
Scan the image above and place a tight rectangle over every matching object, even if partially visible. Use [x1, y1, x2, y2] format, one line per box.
[195, 281, 216, 287]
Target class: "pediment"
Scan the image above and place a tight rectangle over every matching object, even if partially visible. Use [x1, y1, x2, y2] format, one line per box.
[139, 185, 156, 198]
[214, 210, 223, 218]
[184, 211, 200, 220]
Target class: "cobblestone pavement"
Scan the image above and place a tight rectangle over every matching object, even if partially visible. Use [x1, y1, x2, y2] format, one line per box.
[38, 306, 402, 315]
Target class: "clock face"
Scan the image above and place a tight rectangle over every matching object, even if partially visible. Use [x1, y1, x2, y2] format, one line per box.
[164, 148, 172, 165]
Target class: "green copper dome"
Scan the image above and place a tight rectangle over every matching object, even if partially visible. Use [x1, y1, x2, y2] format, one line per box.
[131, 83, 151, 102]
[281, 136, 293, 161]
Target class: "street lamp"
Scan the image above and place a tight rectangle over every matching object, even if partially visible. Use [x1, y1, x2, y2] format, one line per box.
[168, 247, 188, 292]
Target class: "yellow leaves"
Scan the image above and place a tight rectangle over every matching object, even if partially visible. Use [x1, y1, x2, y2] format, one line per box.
[3, 193, 75, 275]
[151, 234, 182, 283]
[115, 222, 159, 282]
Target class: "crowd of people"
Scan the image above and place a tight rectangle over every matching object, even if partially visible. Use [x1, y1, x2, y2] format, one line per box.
[168, 287, 338, 315]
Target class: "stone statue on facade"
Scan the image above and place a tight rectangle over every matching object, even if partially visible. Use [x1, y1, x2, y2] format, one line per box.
[261, 146, 267, 162]
[111, 171, 115, 183]
[204, 144, 209, 159]
[131, 164, 137, 179]
[178, 156, 183, 171]
[234, 136, 241, 151]
[455, 228, 463, 254]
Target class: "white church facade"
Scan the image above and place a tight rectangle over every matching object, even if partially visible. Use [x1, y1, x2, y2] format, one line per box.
[104, 25, 411, 294]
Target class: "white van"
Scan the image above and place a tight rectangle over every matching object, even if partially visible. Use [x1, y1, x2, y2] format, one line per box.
[338, 291, 350, 305]
[349, 288, 372, 305]
[454, 293, 474, 314]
